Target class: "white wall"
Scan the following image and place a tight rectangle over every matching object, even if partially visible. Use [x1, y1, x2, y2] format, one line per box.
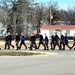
[41, 29, 75, 39]
[40, 29, 50, 39]
[70, 30, 75, 36]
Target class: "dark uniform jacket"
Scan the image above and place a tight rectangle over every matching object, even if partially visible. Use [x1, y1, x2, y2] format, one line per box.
[51, 35, 55, 42]
[8, 35, 13, 41]
[54, 35, 60, 42]
[5, 36, 8, 41]
[30, 36, 36, 42]
[20, 36, 25, 42]
[39, 35, 43, 42]
[64, 35, 68, 43]
[60, 35, 65, 42]
[15, 35, 20, 42]
[44, 36, 49, 43]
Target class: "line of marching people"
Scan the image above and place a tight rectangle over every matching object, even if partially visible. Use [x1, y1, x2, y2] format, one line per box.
[0, 31, 75, 50]
[29, 32, 75, 50]
[50, 32, 71, 50]
[4, 32, 27, 50]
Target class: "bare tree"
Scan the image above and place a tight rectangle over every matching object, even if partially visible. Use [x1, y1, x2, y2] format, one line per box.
[60, 6, 75, 25]
[45, 1, 60, 24]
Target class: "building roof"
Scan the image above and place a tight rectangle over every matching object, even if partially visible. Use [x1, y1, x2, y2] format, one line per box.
[41, 25, 75, 29]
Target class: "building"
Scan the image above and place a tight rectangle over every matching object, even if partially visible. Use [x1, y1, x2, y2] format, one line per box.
[40, 25, 75, 39]
[0, 22, 6, 36]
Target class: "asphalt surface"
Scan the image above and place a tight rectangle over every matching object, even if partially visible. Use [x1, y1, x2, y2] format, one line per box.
[0, 49, 75, 75]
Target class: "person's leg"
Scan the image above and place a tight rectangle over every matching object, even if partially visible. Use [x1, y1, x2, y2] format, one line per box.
[23, 41, 27, 49]
[8, 41, 10, 49]
[62, 42, 65, 50]
[60, 42, 62, 50]
[66, 42, 71, 50]
[51, 42, 52, 49]
[16, 41, 19, 50]
[46, 42, 49, 50]
[34, 42, 37, 49]
[10, 41, 14, 48]
[19, 41, 22, 49]
[38, 42, 41, 49]
[30, 41, 33, 50]
[71, 42, 75, 49]
[57, 42, 60, 50]
[54, 42, 57, 50]
[41, 42, 46, 50]
[4, 41, 8, 49]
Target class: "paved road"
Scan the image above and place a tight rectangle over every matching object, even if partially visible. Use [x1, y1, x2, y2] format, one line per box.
[0, 50, 75, 75]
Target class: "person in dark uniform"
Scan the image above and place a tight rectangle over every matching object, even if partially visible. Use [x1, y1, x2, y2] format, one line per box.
[38, 33, 46, 50]
[29, 34, 37, 50]
[15, 33, 20, 50]
[64, 33, 71, 50]
[19, 33, 27, 49]
[44, 34, 49, 50]
[54, 32, 60, 50]
[50, 34, 55, 50]
[7, 32, 14, 49]
[4, 33, 9, 49]
[60, 33, 65, 50]
[70, 33, 75, 50]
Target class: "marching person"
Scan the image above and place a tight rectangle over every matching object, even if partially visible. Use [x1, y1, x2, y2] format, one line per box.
[64, 33, 71, 50]
[54, 32, 60, 50]
[19, 33, 27, 49]
[37, 33, 46, 50]
[50, 34, 55, 50]
[7, 32, 14, 49]
[4, 33, 9, 49]
[29, 34, 37, 50]
[44, 34, 49, 50]
[15, 33, 20, 50]
[60, 33, 65, 50]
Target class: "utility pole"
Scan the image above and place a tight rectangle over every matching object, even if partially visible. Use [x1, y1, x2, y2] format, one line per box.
[50, 5, 53, 25]
[50, 8, 51, 25]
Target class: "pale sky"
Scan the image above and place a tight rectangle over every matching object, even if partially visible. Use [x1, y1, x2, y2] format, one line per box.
[0, 0, 75, 10]
[36, 0, 75, 10]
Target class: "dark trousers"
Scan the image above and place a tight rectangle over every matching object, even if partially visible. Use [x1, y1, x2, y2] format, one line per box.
[60, 41, 65, 50]
[30, 41, 37, 50]
[45, 42, 49, 50]
[51, 41, 54, 50]
[16, 41, 19, 50]
[54, 41, 60, 50]
[71, 42, 75, 49]
[4, 41, 9, 49]
[8, 41, 14, 49]
[38, 41, 46, 49]
[19, 41, 27, 49]
[65, 42, 71, 49]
